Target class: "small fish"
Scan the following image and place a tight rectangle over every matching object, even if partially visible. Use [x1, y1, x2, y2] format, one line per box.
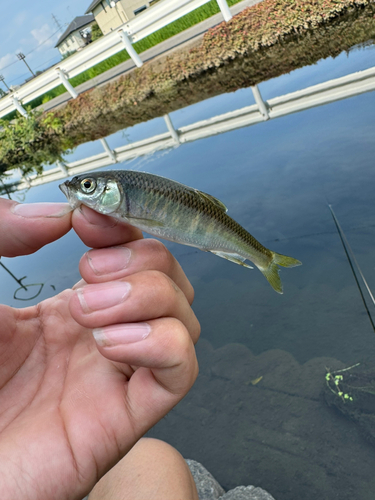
[60, 170, 301, 293]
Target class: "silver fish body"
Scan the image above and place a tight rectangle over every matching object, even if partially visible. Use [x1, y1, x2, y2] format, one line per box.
[60, 170, 301, 293]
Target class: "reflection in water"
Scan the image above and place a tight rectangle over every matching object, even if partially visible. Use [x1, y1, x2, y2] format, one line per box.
[1, 3, 375, 190]
[6, 64, 375, 195]
[1, 27, 375, 500]
[0, 260, 46, 301]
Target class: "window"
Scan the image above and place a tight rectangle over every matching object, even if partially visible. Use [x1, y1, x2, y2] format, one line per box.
[133, 5, 147, 15]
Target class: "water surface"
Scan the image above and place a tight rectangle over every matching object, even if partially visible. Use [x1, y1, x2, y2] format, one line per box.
[2, 40, 375, 500]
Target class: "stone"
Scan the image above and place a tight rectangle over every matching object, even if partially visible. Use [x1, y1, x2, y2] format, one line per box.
[186, 459, 225, 500]
[221, 485, 276, 500]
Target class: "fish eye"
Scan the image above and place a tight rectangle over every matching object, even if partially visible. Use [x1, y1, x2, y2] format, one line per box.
[80, 178, 96, 193]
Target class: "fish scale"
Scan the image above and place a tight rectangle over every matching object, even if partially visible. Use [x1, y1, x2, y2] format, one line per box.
[60, 170, 301, 293]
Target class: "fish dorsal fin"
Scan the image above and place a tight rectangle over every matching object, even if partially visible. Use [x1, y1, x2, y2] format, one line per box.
[196, 190, 228, 212]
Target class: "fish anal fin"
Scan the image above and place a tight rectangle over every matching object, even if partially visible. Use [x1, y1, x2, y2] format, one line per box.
[127, 216, 164, 228]
[209, 250, 253, 269]
[196, 190, 228, 213]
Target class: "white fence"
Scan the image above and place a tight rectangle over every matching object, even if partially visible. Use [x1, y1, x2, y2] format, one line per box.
[7, 65, 375, 193]
[0, 0, 232, 119]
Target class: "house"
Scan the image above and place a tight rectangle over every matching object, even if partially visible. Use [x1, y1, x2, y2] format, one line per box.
[55, 15, 96, 57]
[85, 0, 158, 36]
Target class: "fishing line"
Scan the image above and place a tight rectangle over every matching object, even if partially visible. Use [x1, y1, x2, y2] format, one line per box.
[328, 204, 375, 333]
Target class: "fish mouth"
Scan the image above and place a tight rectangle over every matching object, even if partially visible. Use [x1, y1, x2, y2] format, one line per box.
[59, 181, 80, 209]
[59, 182, 69, 197]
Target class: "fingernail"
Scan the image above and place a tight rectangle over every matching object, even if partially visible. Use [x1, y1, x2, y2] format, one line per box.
[77, 281, 131, 313]
[80, 205, 117, 227]
[11, 202, 72, 218]
[93, 323, 151, 346]
[86, 247, 132, 275]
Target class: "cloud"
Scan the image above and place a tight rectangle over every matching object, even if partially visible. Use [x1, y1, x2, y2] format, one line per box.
[30, 24, 58, 50]
[0, 53, 15, 71]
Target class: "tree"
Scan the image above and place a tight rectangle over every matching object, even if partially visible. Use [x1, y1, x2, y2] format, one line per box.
[91, 22, 103, 41]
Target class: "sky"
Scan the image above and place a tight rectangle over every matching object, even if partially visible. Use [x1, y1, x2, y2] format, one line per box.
[0, 0, 93, 89]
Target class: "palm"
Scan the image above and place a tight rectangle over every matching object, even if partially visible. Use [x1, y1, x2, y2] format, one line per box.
[0, 201, 199, 500]
[0, 293, 138, 500]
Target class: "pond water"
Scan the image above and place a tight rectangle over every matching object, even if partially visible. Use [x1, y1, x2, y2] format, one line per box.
[2, 38, 375, 500]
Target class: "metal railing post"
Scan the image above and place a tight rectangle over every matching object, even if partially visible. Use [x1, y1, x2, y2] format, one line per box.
[100, 138, 117, 163]
[18, 168, 31, 187]
[216, 0, 232, 22]
[56, 68, 78, 99]
[164, 114, 179, 144]
[57, 160, 69, 175]
[12, 96, 28, 117]
[118, 29, 143, 68]
[251, 85, 269, 120]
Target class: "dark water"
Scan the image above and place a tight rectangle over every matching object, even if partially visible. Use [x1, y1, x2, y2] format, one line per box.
[2, 42, 375, 499]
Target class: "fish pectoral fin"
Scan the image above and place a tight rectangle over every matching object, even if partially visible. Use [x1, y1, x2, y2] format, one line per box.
[209, 251, 254, 269]
[196, 190, 228, 213]
[127, 216, 164, 228]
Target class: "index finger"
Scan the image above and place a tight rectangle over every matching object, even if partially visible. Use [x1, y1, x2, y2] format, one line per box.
[72, 205, 143, 249]
[0, 198, 72, 258]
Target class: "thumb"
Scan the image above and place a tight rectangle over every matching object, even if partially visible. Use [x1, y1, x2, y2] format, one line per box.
[0, 198, 72, 258]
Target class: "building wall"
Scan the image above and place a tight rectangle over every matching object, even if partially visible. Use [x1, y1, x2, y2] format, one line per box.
[93, 1, 128, 35]
[93, 0, 156, 35]
[57, 25, 94, 56]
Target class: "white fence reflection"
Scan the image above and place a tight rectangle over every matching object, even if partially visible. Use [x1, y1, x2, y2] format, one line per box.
[7, 65, 375, 192]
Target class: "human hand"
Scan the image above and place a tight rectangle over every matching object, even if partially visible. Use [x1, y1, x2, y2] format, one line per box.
[0, 200, 200, 500]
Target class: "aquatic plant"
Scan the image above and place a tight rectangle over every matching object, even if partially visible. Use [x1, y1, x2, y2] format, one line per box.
[0, 110, 73, 177]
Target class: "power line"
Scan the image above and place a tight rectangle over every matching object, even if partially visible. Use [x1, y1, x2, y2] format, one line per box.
[0, 58, 19, 72]
[0, 74, 10, 91]
[17, 53, 35, 77]
[34, 55, 61, 70]
[0, 26, 64, 72]
[51, 14, 65, 33]
[25, 27, 65, 56]
[9, 71, 31, 85]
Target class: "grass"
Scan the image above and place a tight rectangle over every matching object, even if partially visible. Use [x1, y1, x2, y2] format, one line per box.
[20, 0, 244, 113]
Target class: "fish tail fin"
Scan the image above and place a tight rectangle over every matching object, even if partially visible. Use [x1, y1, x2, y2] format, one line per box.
[272, 252, 302, 268]
[260, 252, 302, 294]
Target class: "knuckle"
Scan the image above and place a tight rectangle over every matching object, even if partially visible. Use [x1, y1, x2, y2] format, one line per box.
[145, 270, 178, 298]
[166, 318, 193, 356]
[144, 239, 175, 272]
[192, 317, 201, 342]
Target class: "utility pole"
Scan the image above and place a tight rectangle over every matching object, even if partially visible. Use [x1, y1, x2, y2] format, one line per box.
[52, 13, 64, 33]
[0, 74, 11, 92]
[17, 53, 35, 77]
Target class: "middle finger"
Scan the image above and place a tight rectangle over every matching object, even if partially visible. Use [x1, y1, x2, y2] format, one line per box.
[79, 238, 194, 304]
[69, 270, 200, 344]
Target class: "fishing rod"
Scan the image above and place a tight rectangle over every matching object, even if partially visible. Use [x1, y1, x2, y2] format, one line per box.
[328, 204, 375, 333]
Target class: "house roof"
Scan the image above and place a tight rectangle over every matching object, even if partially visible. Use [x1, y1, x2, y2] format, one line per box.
[55, 14, 95, 47]
[85, 0, 103, 14]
